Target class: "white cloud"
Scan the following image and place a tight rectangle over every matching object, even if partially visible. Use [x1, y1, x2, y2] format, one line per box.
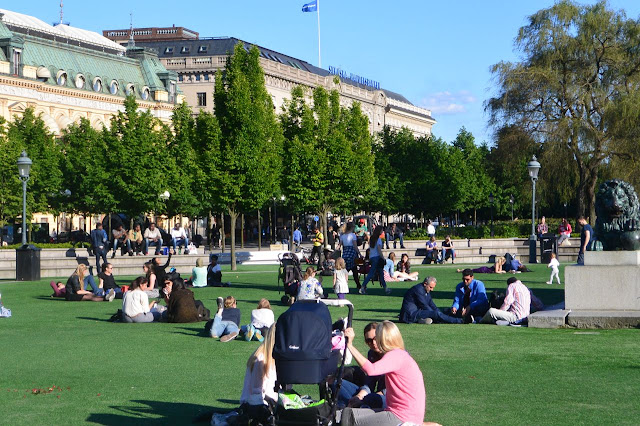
[419, 90, 477, 115]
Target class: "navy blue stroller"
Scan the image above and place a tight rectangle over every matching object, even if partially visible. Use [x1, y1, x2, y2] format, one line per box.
[277, 252, 303, 305]
[272, 299, 354, 425]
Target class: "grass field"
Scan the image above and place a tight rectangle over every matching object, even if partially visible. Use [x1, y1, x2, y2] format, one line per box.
[0, 261, 638, 425]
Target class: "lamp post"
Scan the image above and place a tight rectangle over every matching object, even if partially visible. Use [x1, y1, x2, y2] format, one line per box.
[509, 194, 514, 221]
[17, 151, 32, 246]
[489, 192, 494, 238]
[564, 202, 568, 219]
[527, 155, 541, 263]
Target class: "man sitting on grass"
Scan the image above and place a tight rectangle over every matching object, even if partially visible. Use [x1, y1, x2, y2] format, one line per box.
[480, 277, 531, 325]
[399, 277, 462, 324]
[448, 269, 489, 323]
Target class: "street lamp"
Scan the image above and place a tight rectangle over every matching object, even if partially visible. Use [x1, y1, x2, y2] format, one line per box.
[17, 151, 32, 246]
[509, 194, 514, 221]
[527, 155, 541, 263]
[488, 192, 494, 238]
[563, 202, 568, 219]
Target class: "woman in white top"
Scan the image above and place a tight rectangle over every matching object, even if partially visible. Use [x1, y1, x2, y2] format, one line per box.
[121, 276, 159, 323]
[187, 258, 207, 287]
[240, 324, 277, 407]
[241, 298, 275, 342]
[339, 222, 361, 290]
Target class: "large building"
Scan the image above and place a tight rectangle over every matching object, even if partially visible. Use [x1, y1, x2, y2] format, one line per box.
[0, 9, 182, 135]
[104, 27, 436, 137]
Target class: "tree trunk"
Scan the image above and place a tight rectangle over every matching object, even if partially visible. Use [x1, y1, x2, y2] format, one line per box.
[257, 209, 262, 251]
[221, 214, 225, 253]
[208, 211, 214, 252]
[229, 208, 238, 271]
[241, 213, 245, 249]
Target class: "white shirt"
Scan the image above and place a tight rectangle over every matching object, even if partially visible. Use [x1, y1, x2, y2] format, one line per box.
[427, 224, 435, 235]
[240, 351, 277, 406]
[333, 269, 349, 294]
[144, 228, 161, 240]
[251, 308, 275, 329]
[548, 258, 560, 272]
[171, 227, 187, 239]
[122, 289, 150, 317]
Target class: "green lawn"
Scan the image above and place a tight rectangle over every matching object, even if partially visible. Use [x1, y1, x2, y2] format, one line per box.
[0, 262, 638, 425]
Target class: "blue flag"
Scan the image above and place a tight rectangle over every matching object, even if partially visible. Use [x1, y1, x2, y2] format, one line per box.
[302, 0, 317, 12]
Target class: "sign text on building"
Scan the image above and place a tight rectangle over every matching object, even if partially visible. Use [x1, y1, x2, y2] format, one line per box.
[328, 66, 380, 90]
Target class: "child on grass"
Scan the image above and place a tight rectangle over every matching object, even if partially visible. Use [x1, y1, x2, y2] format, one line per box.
[546, 252, 561, 285]
[333, 258, 349, 299]
[298, 267, 323, 300]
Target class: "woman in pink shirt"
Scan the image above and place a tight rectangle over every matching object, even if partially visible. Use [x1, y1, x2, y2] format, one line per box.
[343, 321, 435, 426]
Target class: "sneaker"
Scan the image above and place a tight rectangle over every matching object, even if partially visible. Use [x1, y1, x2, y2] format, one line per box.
[220, 331, 238, 342]
[417, 318, 433, 325]
[255, 330, 264, 342]
[128, 251, 134, 256]
[496, 320, 510, 326]
[245, 325, 255, 342]
[464, 314, 475, 324]
[184, 249, 190, 255]
[359, 287, 367, 295]
[111, 252, 116, 259]
[106, 289, 116, 302]
[385, 288, 392, 295]
[545, 281, 552, 285]
[217, 297, 224, 310]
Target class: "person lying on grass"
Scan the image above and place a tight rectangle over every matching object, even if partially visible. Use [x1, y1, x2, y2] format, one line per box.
[239, 298, 274, 342]
[207, 296, 241, 342]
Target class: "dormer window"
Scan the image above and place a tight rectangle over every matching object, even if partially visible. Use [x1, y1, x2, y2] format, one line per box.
[126, 84, 135, 96]
[198, 45, 207, 53]
[75, 74, 85, 89]
[181, 46, 190, 54]
[109, 80, 119, 95]
[12, 49, 21, 75]
[56, 70, 67, 86]
[36, 66, 51, 82]
[141, 86, 150, 101]
[93, 77, 102, 92]
[165, 47, 174, 54]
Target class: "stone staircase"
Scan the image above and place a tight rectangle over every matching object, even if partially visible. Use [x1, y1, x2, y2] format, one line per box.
[0, 237, 581, 280]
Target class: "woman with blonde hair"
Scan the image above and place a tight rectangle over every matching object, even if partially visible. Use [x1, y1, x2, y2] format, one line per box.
[343, 321, 426, 426]
[65, 264, 111, 302]
[458, 256, 507, 274]
[333, 257, 350, 299]
[240, 324, 278, 407]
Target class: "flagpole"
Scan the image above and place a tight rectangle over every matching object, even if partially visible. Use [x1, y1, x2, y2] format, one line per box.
[317, 0, 321, 68]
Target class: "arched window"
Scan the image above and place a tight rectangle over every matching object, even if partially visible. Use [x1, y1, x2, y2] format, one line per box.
[93, 77, 102, 92]
[109, 80, 119, 95]
[74, 74, 85, 89]
[56, 70, 67, 86]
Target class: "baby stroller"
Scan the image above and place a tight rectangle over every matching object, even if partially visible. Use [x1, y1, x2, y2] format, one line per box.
[272, 299, 354, 426]
[277, 252, 303, 305]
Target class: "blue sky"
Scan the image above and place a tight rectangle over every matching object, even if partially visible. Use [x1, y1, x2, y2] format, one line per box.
[8, 1, 640, 144]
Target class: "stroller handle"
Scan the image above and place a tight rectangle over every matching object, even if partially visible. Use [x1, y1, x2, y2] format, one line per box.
[318, 298, 353, 328]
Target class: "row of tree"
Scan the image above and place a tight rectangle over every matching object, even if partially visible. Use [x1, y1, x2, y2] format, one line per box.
[2, 1, 640, 265]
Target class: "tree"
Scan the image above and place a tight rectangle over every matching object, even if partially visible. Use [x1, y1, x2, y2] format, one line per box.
[0, 117, 22, 239]
[7, 109, 63, 228]
[60, 118, 115, 225]
[214, 44, 283, 270]
[487, 0, 640, 221]
[103, 96, 167, 221]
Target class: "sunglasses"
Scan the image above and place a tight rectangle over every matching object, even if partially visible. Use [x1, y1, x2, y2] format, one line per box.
[365, 337, 375, 345]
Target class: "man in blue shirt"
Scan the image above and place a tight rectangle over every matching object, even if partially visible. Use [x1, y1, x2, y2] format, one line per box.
[90, 222, 108, 272]
[577, 216, 593, 265]
[293, 226, 302, 252]
[450, 269, 489, 323]
[399, 277, 462, 324]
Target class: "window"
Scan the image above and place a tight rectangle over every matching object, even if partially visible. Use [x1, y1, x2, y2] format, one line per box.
[109, 80, 119, 95]
[197, 92, 207, 107]
[75, 74, 85, 89]
[204, 74, 209, 81]
[141, 86, 150, 101]
[125, 84, 134, 96]
[181, 46, 190, 53]
[165, 47, 174, 54]
[93, 78, 102, 92]
[195, 74, 200, 82]
[168, 81, 176, 103]
[198, 45, 207, 53]
[12, 49, 21, 75]
[56, 70, 67, 86]
[178, 75, 183, 82]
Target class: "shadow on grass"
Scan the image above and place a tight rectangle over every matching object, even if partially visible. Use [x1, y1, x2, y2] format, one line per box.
[34, 296, 67, 301]
[86, 399, 217, 425]
[77, 316, 112, 322]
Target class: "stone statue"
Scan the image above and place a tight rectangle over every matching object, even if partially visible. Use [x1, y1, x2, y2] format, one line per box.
[594, 179, 640, 250]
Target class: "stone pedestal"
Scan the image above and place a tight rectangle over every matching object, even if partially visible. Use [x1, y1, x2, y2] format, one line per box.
[562, 251, 640, 328]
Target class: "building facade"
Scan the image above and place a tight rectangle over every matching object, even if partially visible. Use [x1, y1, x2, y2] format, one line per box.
[0, 9, 183, 136]
[104, 29, 436, 137]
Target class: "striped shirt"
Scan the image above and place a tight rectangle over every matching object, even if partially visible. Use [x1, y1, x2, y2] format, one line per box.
[500, 280, 531, 320]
